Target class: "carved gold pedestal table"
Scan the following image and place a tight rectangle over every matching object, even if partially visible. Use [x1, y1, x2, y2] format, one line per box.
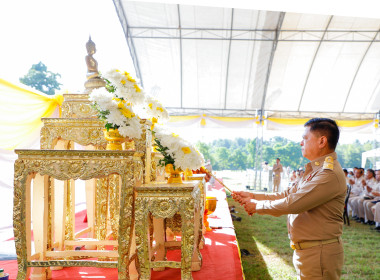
[13, 149, 143, 280]
[135, 181, 202, 280]
[185, 174, 206, 249]
[39, 117, 152, 253]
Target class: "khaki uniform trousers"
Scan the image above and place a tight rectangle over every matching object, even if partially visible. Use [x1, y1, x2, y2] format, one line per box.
[293, 240, 344, 279]
[364, 198, 379, 222]
[374, 202, 380, 223]
[273, 175, 281, 192]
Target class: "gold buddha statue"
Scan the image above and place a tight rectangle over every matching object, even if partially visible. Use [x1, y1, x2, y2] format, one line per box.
[84, 36, 105, 92]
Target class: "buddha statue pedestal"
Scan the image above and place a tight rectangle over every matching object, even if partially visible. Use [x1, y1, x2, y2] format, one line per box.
[135, 181, 202, 280]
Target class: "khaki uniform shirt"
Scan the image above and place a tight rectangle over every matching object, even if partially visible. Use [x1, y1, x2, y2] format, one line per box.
[273, 163, 283, 176]
[255, 152, 346, 243]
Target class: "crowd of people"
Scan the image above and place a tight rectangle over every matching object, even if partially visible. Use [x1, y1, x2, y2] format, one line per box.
[345, 167, 380, 232]
[287, 166, 380, 232]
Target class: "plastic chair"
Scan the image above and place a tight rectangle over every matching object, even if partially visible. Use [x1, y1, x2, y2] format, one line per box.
[343, 184, 352, 226]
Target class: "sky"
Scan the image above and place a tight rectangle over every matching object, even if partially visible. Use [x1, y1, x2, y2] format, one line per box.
[0, 0, 135, 92]
[0, 0, 378, 145]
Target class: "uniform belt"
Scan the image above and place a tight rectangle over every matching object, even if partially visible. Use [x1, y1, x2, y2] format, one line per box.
[290, 238, 340, 250]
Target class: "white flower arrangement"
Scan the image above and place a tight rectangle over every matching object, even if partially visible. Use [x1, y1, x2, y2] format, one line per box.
[153, 126, 205, 171]
[89, 76, 143, 139]
[102, 69, 146, 106]
[144, 95, 169, 127]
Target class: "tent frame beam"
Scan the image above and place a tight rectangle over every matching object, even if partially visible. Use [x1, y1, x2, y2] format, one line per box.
[223, 9, 235, 109]
[297, 16, 333, 111]
[127, 26, 380, 42]
[260, 12, 285, 111]
[167, 107, 377, 118]
[177, 4, 184, 108]
[342, 28, 380, 112]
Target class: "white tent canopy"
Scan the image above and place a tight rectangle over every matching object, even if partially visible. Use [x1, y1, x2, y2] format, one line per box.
[362, 147, 380, 168]
[112, 0, 380, 120]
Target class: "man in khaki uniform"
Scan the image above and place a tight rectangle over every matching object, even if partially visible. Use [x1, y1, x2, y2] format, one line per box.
[233, 118, 346, 279]
[272, 158, 283, 192]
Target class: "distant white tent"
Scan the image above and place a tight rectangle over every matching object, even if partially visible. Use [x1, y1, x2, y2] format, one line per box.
[362, 147, 380, 169]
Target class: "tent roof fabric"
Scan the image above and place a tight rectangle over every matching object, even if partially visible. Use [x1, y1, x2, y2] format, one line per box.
[113, 0, 380, 120]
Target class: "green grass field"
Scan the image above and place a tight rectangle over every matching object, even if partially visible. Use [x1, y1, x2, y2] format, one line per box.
[228, 198, 380, 280]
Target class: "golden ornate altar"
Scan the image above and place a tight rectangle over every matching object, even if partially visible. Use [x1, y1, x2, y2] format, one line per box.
[13, 37, 202, 280]
[13, 149, 143, 280]
[135, 181, 202, 280]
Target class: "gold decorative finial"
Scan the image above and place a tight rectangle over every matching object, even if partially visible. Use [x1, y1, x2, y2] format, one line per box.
[84, 36, 105, 93]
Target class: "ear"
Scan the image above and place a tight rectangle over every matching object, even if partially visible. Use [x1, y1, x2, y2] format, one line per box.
[319, 136, 328, 149]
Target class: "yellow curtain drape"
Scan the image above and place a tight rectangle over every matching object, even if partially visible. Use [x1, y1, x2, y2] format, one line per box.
[268, 117, 374, 128]
[0, 78, 63, 150]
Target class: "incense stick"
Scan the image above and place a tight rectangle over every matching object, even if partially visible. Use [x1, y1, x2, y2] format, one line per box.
[203, 168, 233, 193]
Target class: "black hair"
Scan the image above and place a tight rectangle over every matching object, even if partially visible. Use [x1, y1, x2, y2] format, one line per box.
[304, 118, 340, 150]
[367, 169, 375, 178]
[276, 158, 280, 161]
[343, 169, 348, 173]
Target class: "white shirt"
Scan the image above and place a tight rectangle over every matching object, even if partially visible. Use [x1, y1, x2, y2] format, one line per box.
[351, 176, 364, 196]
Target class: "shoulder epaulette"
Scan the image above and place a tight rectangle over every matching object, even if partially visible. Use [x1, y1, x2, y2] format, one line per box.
[323, 156, 334, 170]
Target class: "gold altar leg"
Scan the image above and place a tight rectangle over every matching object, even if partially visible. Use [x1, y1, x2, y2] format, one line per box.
[14, 171, 32, 280]
[135, 197, 150, 280]
[118, 174, 135, 280]
[30, 174, 49, 280]
[96, 177, 108, 250]
[109, 175, 120, 241]
[152, 218, 165, 272]
[191, 206, 202, 271]
[181, 199, 195, 280]
[85, 145, 96, 244]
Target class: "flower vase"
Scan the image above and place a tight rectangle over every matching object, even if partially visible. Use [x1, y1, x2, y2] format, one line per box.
[165, 164, 183, 184]
[205, 196, 217, 231]
[184, 168, 193, 180]
[103, 128, 125, 150]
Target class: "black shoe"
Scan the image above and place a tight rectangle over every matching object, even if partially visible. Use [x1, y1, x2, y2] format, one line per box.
[240, 249, 252, 256]
[370, 226, 380, 230]
[356, 218, 365, 223]
[231, 214, 242, 222]
[368, 221, 375, 225]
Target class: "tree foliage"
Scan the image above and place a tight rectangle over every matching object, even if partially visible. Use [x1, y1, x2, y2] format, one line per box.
[196, 137, 377, 171]
[19, 62, 61, 95]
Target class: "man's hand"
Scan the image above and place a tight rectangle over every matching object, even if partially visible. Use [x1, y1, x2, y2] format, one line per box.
[232, 191, 252, 205]
[243, 200, 257, 216]
[372, 191, 380, 197]
[349, 178, 355, 185]
[366, 185, 372, 193]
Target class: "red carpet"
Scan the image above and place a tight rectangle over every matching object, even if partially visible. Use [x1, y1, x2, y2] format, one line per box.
[0, 180, 243, 279]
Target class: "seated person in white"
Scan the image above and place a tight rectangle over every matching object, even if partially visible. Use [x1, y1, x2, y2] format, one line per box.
[364, 169, 380, 226]
[350, 169, 377, 223]
[372, 200, 380, 231]
[348, 168, 365, 218]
